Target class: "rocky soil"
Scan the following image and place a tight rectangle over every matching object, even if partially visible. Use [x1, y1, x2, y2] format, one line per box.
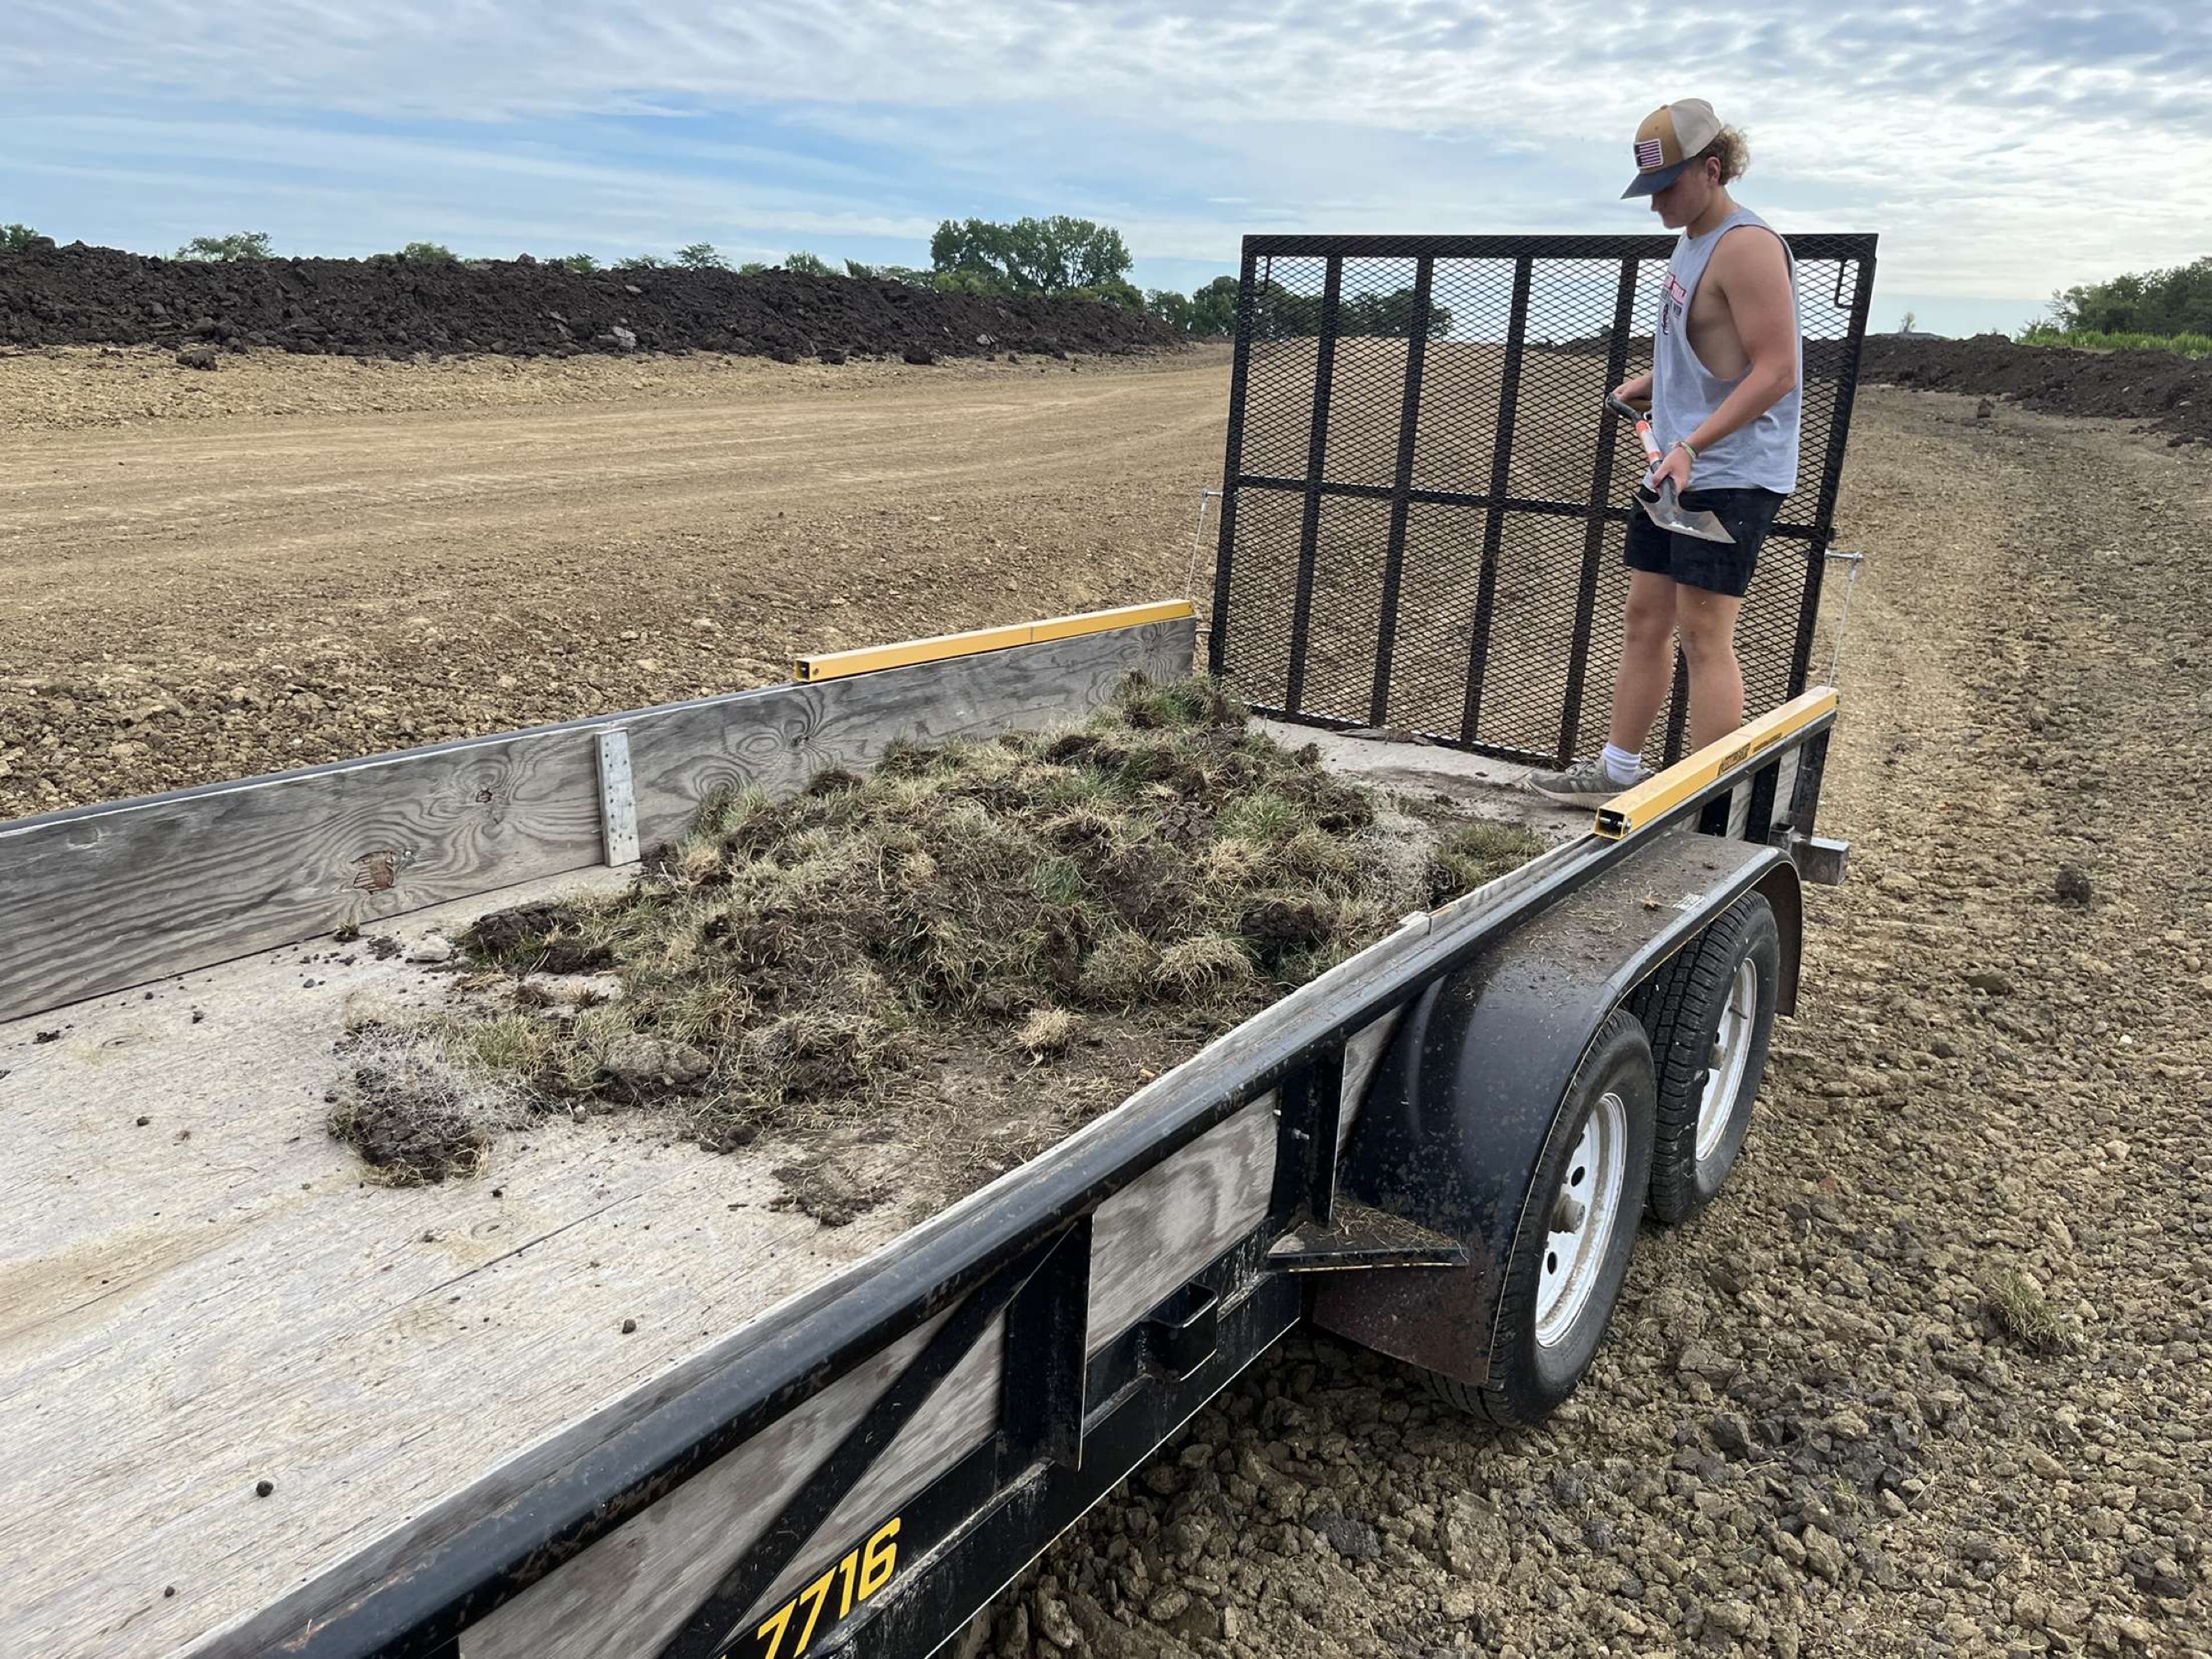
[0, 243, 1173, 361]
[1861, 333, 2212, 448]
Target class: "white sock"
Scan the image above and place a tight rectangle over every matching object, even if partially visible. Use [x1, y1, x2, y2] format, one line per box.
[1601, 742, 1644, 784]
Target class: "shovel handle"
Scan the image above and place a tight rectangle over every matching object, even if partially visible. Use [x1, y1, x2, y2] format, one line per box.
[1610, 391, 1663, 468]
[1605, 392, 1666, 472]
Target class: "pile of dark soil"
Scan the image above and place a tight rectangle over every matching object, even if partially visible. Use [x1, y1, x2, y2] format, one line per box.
[1861, 332, 2212, 445]
[330, 676, 1545, 1207]
[0, 243, 1176, 362]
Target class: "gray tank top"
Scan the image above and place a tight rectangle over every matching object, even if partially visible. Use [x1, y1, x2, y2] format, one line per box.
[1652, 207, 1801, 494]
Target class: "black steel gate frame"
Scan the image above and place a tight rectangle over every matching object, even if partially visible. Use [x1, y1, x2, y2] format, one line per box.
[1207, 232, 1878, 769]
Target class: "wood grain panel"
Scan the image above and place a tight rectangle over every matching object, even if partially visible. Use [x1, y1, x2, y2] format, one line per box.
[0, 619, 1193, 1024]
[463, 1094, 1280, 1659]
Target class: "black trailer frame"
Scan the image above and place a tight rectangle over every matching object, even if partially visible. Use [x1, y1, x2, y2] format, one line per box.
[1206, 232, 1876, 769]
[200, 234, 1870, 1659]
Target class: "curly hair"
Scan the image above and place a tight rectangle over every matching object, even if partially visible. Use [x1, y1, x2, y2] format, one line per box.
[1694, 126, 1750, 185]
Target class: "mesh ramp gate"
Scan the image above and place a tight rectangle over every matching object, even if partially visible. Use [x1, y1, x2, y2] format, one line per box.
[1206, 233, 1876, 768]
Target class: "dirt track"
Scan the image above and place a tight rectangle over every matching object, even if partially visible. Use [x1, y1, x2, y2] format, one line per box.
[3, 349, 2210, 1656]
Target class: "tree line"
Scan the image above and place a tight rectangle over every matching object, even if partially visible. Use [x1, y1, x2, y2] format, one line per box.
[2046, 256, 2212, 339]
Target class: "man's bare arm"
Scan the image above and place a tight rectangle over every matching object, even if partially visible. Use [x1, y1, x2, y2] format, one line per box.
[1684, 230, 1798, 456]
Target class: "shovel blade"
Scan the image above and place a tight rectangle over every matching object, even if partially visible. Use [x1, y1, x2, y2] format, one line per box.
[1637, 481, 1735, 544]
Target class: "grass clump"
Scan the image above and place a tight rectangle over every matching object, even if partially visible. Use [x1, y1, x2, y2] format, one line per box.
[340, 673, 1540, 1178]
[1425, 820, 1551, 905]
[1986, 1267, 2067, 1351]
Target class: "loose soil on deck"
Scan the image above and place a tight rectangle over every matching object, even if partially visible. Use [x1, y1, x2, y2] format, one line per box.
[328, 676, 1545, 1220]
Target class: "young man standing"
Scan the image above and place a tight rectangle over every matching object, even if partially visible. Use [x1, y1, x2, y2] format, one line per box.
[1534, 98, 1801, 807]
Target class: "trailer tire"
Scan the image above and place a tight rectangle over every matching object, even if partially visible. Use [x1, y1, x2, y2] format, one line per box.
[1421, 1010, 1655, 1427]
[1631, 892, 1780, 1225]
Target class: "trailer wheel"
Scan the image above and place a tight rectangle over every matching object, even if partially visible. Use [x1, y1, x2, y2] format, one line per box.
[1631, 892, 1781, 1224]
[1423, 1010, 1655, 1427]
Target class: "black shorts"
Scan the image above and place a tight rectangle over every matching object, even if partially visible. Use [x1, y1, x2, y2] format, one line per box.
[1623, 486, 1786, 598]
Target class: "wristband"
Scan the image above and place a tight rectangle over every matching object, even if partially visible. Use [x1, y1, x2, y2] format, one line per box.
[1675, 439, 1698, 460]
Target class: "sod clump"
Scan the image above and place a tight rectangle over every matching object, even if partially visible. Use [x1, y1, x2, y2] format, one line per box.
[331, 674, 1549, 1201]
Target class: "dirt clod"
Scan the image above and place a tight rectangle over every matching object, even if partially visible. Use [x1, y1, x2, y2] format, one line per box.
[325, 1034, 509, 1184]
[2055, 863, 2095, 905]
[769, 1160, 886, 1229]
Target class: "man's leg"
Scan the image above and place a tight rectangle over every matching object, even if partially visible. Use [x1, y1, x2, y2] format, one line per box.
[1531, 568, 1679, 806]
[1673, 583, 1746, 749]
[1609, 569, 1680, 754]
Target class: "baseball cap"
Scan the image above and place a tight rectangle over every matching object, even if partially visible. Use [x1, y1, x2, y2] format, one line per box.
[1621, 99, 1723, 198]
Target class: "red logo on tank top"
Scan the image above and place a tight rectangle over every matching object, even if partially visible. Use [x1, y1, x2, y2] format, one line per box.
[1661, 272, 1690, 335]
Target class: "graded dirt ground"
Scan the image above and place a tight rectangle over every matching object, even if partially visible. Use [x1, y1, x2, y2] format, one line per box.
[3, 348, 2208, 1657]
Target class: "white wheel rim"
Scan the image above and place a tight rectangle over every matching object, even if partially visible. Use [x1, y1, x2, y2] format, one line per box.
[1534, 1089, 1628, 1350]
[1696, 959, 1759, 1161]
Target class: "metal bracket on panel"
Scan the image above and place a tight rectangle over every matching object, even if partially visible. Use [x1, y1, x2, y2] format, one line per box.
[1769, 831, 1857, 898]
[1137, 1283, 1220, 1382]
[1001, 1215, 1093, 1474]
[1265, 1040, 1345, 1236]
[596, 727, 639, 867]
[1266, 1198, 1470, 1273]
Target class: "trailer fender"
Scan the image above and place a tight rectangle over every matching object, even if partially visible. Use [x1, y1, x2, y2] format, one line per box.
[1313, 831, 1791, 1384]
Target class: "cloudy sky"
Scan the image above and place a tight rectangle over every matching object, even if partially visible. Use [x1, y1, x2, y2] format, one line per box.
[6, 1, 2207, 335]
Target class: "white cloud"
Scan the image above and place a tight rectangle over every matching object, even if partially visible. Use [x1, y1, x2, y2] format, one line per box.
[6, 2, 2210, 318]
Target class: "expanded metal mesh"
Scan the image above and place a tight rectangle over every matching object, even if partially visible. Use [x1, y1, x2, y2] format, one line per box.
[1209, 234, 1876, 768]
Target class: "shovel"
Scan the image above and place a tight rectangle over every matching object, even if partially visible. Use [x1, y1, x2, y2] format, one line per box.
[1606, 393, 1733, 544]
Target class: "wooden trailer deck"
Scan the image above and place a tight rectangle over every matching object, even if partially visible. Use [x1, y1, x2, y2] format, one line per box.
[0, 634, 1585, 1658]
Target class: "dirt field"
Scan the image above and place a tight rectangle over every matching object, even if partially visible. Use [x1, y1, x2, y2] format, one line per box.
[4, 348, 2209, 1657]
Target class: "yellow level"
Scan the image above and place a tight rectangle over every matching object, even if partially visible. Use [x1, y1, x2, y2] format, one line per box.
[1593, 686, 1838, 839]
[794, 600, 1195, 684]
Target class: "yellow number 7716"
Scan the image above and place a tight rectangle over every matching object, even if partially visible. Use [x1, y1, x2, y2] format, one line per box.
[749, 1517, 901, 1659]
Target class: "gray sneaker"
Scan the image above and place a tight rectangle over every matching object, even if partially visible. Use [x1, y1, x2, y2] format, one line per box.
[1529, 756, 1645, 808]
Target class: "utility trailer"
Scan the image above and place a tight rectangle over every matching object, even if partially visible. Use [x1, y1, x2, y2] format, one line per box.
[1, 231, 1874, 1659]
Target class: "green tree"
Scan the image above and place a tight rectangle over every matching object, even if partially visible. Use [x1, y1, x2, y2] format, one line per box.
[613, 253, 668, 271]
[928, 216, 1132, 295]
[782, 250, 834, 276]
[675, 241, 730, 270]
[738, 261, 770, 276]
[1146, 288, 1193, 332]
[175, 230, 274, 262]
[2050, 256, 2212, 337]
[549, 253, 600, 273]
[1071, 276, 1144, 313]
[2, 223, 44, 253]
[397, 241, 457, 263]
[1186, 275, 1241, 337]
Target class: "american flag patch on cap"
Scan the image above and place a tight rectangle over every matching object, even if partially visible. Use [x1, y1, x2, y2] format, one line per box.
[1635, 137, 1666, 170]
